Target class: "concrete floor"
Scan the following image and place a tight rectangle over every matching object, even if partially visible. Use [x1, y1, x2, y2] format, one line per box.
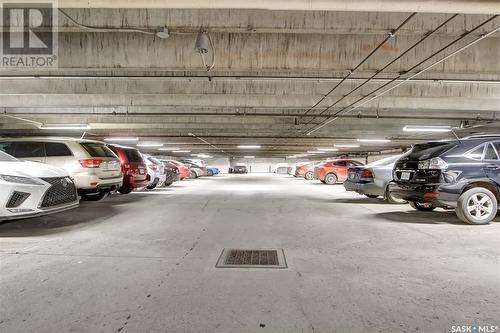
[0, 174, 499, 333]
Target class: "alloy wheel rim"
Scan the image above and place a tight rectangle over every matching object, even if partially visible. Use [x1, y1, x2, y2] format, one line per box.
[467, 193, 493, 220]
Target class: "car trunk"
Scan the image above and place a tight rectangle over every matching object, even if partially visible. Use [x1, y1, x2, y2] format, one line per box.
[79, 142, 122, 179]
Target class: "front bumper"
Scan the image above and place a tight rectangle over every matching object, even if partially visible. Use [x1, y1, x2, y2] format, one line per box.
[389, 182, 460, 208]
[0, 201, 79, 221]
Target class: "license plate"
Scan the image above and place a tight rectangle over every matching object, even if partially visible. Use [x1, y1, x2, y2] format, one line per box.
[400, 172, 411, 180]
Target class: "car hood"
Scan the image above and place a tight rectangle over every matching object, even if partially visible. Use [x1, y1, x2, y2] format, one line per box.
[0, 160, 68, 178]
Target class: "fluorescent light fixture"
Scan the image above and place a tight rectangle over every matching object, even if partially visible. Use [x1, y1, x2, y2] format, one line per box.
[237, 145, 261, 149]
[334, 144, 360, 148]
[357, 139, 391, 143]
[172, 150, 191, 153]
[197, 154, 212, 158]
[244, 156, 255, 158]
[317, 148, 339, 151]
[307, 151, 323, 154]
[104, 137, 139, 142]
[137, 143, 163, 147]
[403, 125, 452, 132]
[38, 124, 90, 130]
[158, 147, 179, 151]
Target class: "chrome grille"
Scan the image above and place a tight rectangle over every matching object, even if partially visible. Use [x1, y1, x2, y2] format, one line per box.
[40, 177, 78, 208]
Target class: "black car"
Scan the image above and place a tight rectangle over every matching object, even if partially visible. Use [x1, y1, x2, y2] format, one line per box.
[390, 135, 499, 225]
[232, 165, 248, 174]
[161, 160, 181, 186]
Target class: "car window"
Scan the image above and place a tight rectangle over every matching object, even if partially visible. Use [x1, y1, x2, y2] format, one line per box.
[0, 142, 16, 156]
[464, 145, 485, 161]
[123, 148, 143, 162]
[348, 161, 363, 167]
[80, 142, 117, 158]
[8, 142, 45, 158]
[45, 142, 73, 157]
[0, 150, 18, 161]
[484, 144, 499, 160]
[492, 142, 500, 159]
[333, 161, 347, 167]
[406, 142, 455, 161]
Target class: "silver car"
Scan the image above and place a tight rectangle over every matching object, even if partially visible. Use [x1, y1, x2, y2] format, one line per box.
[344, 155, 405, 203]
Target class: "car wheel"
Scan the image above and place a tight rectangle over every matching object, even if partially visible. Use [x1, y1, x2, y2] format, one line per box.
[81, 191, 108, 201]
[324, 173, 337, 185]
[365, 194, 379, 199]
[146, 183, 157, 190]
[385, 186, 407, 204]
[456, 187, 498, 225]
[409, 201, 436, 212]
[164, 182, 173, 187]
[118, 187, 133, 195]
[304, 171, 314, 180]
[207, 170, 214, 176]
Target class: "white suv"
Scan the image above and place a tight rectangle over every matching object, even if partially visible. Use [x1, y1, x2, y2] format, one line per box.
[0, 138, 122, 201]
[142, 154, 167, 189]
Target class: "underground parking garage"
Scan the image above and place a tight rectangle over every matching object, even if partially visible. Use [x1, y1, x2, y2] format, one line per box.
[0, 0, 499, 332]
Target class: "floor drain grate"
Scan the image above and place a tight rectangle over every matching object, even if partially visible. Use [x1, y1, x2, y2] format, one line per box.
[216, 248, 287, 269]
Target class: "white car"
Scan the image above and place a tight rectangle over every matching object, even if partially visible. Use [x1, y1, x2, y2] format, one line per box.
[0, 151, 79, 221]
[0, 138, 122, 201]
[142, 154, 167, 189]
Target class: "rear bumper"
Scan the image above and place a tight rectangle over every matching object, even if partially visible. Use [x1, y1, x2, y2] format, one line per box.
[122, 175, 149, 189]
[389, 182, 460, 208]
[344, 180, 385, 196]
[78, 181, 121, 195]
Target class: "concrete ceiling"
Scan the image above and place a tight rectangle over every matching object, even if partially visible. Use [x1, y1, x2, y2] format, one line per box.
[0, 5, 499, 158]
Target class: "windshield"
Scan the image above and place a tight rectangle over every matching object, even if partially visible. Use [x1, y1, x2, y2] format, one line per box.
[367, 155, 401, 167]
[0, 150, 18, 162]
[404, 142, 455, 161]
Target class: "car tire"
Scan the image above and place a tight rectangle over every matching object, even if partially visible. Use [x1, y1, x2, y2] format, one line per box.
[304, 171, 314, 180]
[385, 186, 407, 204]
[409, 201, 436, 212]
[164, 182, 173, 187]
[365, 194, 379, 199]
[146, 183, 157, 190]
[324, 173, 337, 185]
[118, 187, 133, 195]
[455, 187, 498, 225]
[81, 191, 108, 201]
[207, 170, 214, 176]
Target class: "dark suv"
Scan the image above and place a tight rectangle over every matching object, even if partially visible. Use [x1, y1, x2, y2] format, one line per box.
[390, 135, 499, 225]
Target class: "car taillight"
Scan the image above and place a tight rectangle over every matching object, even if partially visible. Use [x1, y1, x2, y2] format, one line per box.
[149, 164, 157, 171]
[361, 169, 374, 178]
[165, 166, 175, 172]
[79, 159, 103, 168]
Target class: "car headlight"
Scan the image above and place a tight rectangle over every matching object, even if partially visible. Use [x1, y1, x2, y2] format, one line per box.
[417, 157, 448, 170]
[0, 174, 44, 185]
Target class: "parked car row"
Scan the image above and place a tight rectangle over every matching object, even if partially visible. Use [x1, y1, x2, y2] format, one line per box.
[0, 137, 217, 221]
[289, 135, 500, 225]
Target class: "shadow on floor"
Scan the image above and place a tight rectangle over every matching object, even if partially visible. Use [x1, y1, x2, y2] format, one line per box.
[0, 193, 149, 237]
[376, 210, 500, 225]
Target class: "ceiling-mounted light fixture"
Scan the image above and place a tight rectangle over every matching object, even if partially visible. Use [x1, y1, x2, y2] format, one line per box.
[104, 137, 139, 142]
[237, 145, 261, 149]
[137, 143, 163, 147]
[403, 125, 452, 132]
[195, 31, 216, 71]
[334, 144, 360, 148]
[172, 150, 191, 153]
[244, 156, 255, 158]
[156, 26, 170, 39]
[38, 123, 90, 130]
[158, 147, 180, 151]
[357, 139, 391, 143]
[317, 148, 338, 152]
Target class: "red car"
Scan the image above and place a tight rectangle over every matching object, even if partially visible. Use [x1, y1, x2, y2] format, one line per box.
[168, 160, 191, 180]
[107, 145, 149, 194]
[314, 159, 364, 185]
[295, 163, 314, 180]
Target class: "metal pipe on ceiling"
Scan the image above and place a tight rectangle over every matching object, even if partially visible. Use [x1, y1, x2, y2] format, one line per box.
[300, 13, 460, 128]
[306, 17, 500, 135]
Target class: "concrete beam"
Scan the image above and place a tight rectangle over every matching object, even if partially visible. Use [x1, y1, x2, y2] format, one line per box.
[57, 0, 500, 15]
